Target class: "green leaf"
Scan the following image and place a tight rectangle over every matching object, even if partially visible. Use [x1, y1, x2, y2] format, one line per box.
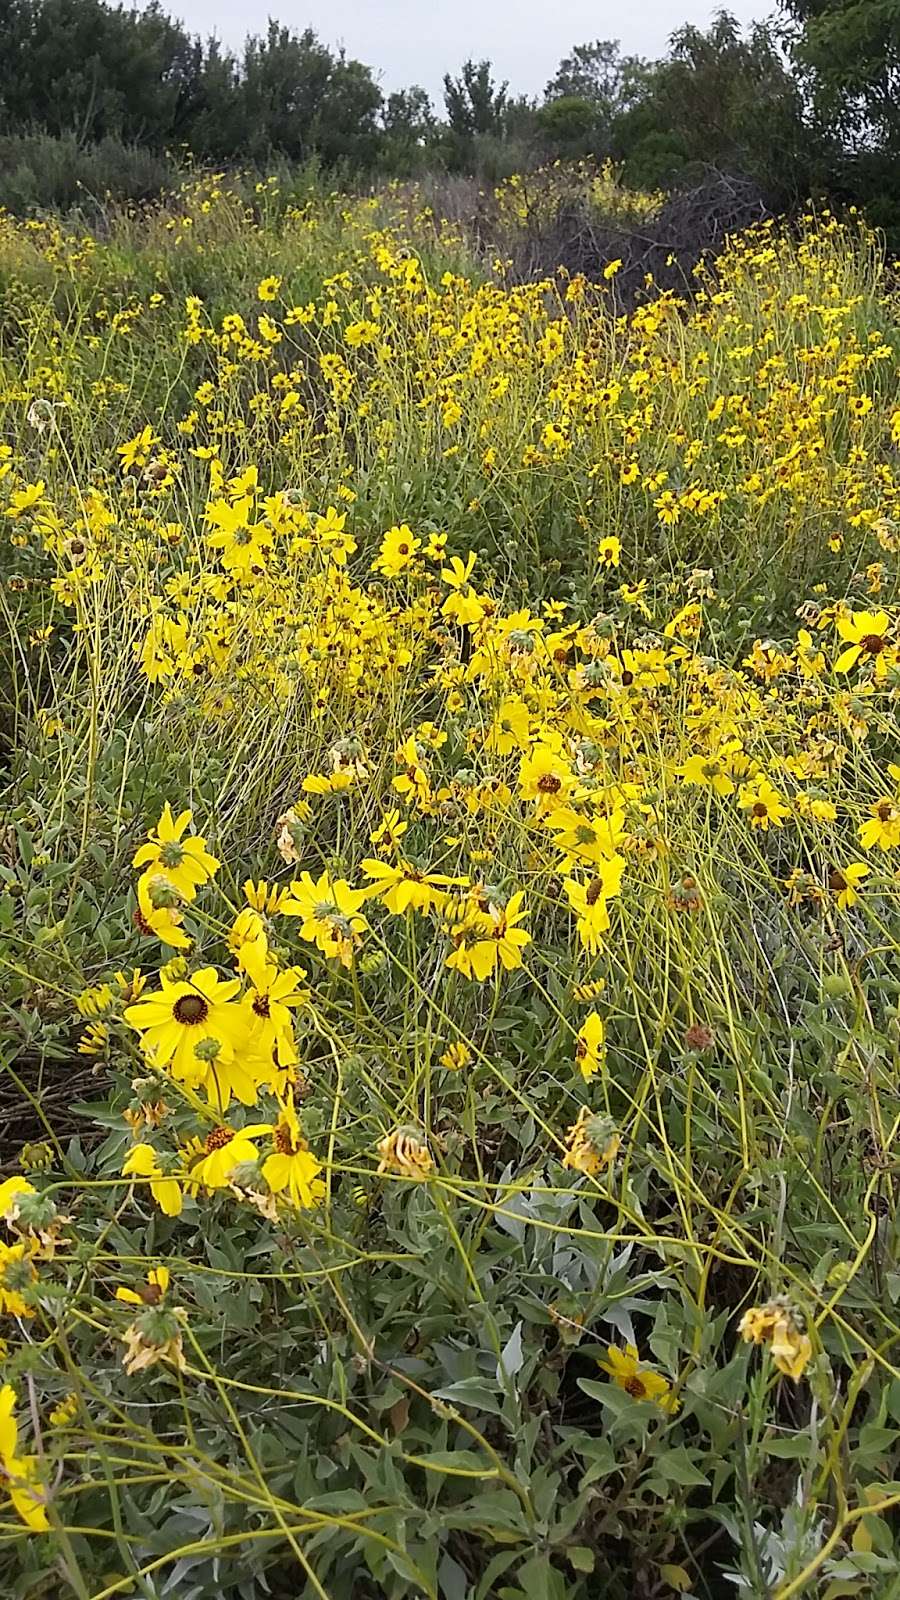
[652, 1448, 709, 1487]
[567, 1546, 595, 1573]
[432, 1377, 503, 1414]
[413, 1448, 494, 1474]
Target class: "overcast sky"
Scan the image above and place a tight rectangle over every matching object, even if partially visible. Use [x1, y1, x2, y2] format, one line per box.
[171, 0, 768, 103]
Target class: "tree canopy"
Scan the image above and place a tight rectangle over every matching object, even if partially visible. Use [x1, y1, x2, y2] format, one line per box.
[0, 0, 898, 226]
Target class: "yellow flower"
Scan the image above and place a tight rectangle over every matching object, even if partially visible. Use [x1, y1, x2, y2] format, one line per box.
[344, 319, 378, 347]
[0, 1386, 49, 1530]
[0, 1241, 37, 1316]
[0, 1177, 36, 1223]
[184, 1123, 272, 1190]
[122, 1143, 183, 1217]
[677, 750, 737, 797]
[77, 1021, 109, 1055]
[445, 891, 531, 981]
[575, 1011, 606, 1080]
[134, 872, 192, 949]
[545, 804, 626, 868]
[205, 496, 273, 578]
[361, 858, 457, 915]
[597, 534, 620, 568]
[827, 862, 869, 909]
[261, 1093, 325, 1209]
[563, 1108, 620, 1175]
[441, 553, 485, 626]
[834, 610, 893, 678]
[124, 967, 243, 1085]
[132, 804, 219, 902]
[794, 790, 836, 822]
[739, 1298, 812, 1380]
[239, 944, 308, 1068]
[48, 1394, 78, 1429]
[257, 274, 282, 302]
[369, 809, 409, 853]
[440, 1041, 471, 1071]
[485, 695, 530, 755]
[859, 797, 900, 851]
[598, 1345, 679, 1412]
[243, 879, 291, 915]
[519, 743, 573, 811]
[281, 871, 369, 966]
[738, 777, 791, 830]
[115, 1265, 171, 1307]
[302, 769, 356, 795]
[372, 523, 421, 578]
[117, 428, 159, 471]
[377, 1126, 433, 1178]
[228, 906, 266, 963]
[565, 862, 624, 954]
[4, 479, 46, 518]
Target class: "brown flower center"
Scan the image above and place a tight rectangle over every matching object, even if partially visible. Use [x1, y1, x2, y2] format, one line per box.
[537, 773, 562, 794]
[751, 802, 768, 818]
[828, 869, 847, 892]
[624, 1375, 647, 1399]
[860, 633, 885, 653]
[173, 994, 209, 1025]
[877, 801, 894, 822]
[585, 878, 604, 906]
[684, 1022, 714, 1051]
[252, 994, 271, 1018]
[205, 1127, 234, 1152]
[273, 1125, 297, 1155]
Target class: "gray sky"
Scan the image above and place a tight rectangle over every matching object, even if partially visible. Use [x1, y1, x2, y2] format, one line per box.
[172, 0, 768, 103]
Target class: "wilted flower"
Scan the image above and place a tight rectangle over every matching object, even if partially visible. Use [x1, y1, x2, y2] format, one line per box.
[739, 1297, 812, 1380]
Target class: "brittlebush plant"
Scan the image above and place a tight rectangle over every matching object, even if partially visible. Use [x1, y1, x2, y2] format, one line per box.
[1, 172, 900, 1598]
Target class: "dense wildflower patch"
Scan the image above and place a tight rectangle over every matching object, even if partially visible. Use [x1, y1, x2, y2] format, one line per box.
[1, 178, 900, 1596]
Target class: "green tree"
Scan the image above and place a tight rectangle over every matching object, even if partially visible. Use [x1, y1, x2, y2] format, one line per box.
[783, 0, 900, 149]
[380, 86, 435, 172]
[239, 24, 381, 166]
[545, 38, 647, 144]
[188, 38, 246, 160]
[0, 0, 201, 146]
[314, 50, 382, 166]
[613, 11, 812, 196]
[382, 85, 434, 143]
[536, 95, 598, 155]
[443, 59, 508, 138]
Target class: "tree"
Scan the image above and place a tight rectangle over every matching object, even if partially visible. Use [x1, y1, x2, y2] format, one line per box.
[536, 95, 598, 155]
[313, 50, 382, 166]
[613, 11, 813, 197]
[546, 39, 646, 122]
[0, 0, 201, 146]
[237, 24, 381, 166]
[783, 0, 900, 150]
[240, 23, 332, 160]
[443, 59, 508, 138]
[188, 38, 246, 160]
[380, 86, 435, 172]
[382, 85, 434, 143]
